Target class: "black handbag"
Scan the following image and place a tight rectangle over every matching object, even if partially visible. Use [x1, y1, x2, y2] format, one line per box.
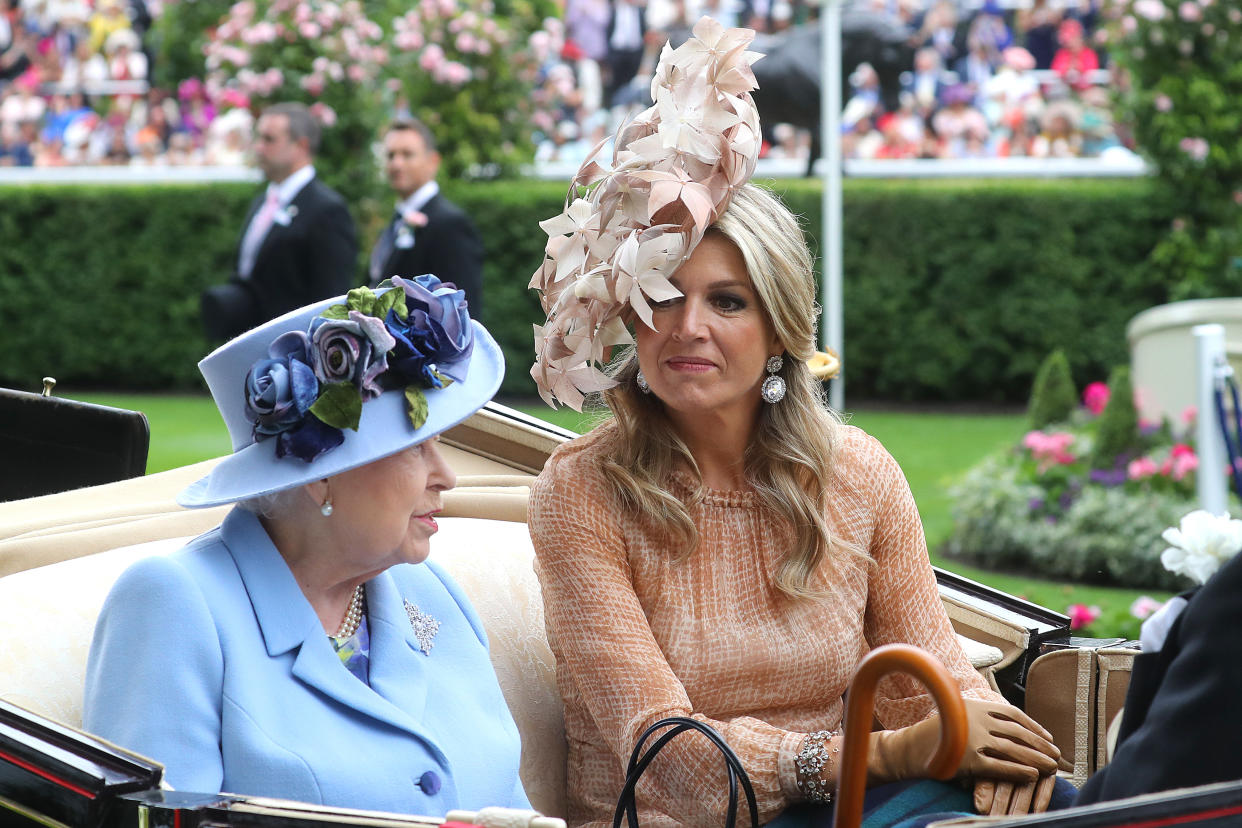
[613, 717, 759, 828]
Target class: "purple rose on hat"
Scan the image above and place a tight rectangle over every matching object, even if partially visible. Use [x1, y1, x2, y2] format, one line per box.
[244, 331, 319, 437]
[309, 310, 397, 400]
[388, 275, 474, 386]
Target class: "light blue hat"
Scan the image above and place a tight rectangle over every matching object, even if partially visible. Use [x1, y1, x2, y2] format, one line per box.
[179, 277, 503, 508]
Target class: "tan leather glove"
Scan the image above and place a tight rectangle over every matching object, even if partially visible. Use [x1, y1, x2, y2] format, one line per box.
[867, 699, 1061, 786]
[973, 773, 1058, 816]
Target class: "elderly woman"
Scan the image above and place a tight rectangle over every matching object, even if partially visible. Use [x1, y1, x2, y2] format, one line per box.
[84, 276, 529, 816]
[527, 20, 1070, 828]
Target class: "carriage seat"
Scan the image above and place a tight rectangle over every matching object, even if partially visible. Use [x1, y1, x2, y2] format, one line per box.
[0, 459, 1004, 821]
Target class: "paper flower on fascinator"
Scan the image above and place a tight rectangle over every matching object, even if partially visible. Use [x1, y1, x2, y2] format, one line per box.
[529, 17, 764, 410]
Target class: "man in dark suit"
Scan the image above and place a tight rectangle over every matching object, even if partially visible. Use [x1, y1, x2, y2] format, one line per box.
[1076, 547, 1242, 803]
[368, 119, 484, 319]
[201, 102, 357, 341]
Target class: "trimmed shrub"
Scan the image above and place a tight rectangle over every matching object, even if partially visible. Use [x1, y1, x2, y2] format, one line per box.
[1028, 350, 1077, 429]
[0, 177, 1191, 401]
[1091, 366, 1140, 469]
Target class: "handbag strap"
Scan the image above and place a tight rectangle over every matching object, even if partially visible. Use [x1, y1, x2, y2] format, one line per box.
[611, 716, 759, 828]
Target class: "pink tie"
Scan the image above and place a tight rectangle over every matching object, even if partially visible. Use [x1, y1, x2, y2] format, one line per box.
[239, 190, 281, 277]
[253, 190, 280, 238]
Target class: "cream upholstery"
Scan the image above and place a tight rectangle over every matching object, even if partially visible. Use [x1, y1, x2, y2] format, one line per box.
[0, 441, 1002, 822]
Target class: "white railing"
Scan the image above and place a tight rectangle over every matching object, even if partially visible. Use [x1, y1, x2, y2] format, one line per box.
[0, 165, 259, 185]
[39, 80, 150, 97]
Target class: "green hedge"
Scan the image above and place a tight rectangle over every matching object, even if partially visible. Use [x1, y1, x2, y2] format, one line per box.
[0, 178, 1188, 401]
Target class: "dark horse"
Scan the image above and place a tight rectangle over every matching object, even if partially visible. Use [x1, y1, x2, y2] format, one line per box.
[750, 11, 914, 175]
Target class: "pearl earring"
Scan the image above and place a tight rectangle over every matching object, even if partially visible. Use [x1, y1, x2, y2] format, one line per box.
[321, 495, 333, 517]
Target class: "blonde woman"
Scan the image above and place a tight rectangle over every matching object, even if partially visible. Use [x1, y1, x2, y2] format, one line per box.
[530, 183, 1071, 828]
[527, 23, 1071, 826]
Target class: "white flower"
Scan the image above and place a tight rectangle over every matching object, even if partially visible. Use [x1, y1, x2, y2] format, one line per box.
[1161, 509, 1242, 584]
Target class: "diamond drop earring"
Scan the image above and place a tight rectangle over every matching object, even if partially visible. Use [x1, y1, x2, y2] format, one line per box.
[636, 370, 651, 394]
[761, 354, 786, 404]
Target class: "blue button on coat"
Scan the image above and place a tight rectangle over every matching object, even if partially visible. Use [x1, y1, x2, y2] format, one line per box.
[84, 508, 529, 816]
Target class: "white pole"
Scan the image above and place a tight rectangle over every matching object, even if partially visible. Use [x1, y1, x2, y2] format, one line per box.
[1194, 323, 1228, 515]
[820, 0, 844, 411]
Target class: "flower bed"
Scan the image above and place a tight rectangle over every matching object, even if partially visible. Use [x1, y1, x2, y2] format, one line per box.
[943, 378, 1210, 592]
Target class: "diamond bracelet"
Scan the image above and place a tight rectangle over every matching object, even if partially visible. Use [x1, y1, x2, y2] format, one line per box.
[794, 729, 840, 803]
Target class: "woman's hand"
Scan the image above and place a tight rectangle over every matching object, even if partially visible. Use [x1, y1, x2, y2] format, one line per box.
[868, 699, 1061, 786]
[973, 773, 1058, 816]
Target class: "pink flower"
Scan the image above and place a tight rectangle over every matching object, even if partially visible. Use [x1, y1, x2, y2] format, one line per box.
[1133, 0, 1166, 19]
[455, 32, 476, 53]
[308, 102, 337, 127]
[299, 73, 325, 96]
[1178, 1, 1201, 21]
[1121, 15, 1137, 33]
[1171, 450, 1199, 481]
[395, 30, 423, 50]
[1154, 93, 1173, 112]
[419, 43, 445, 72]
[1130, 596, 1164, 620]
[1022, 430, 1076, 469]
[299, 21, 321, 39]
[403, 210, 428, 227]
[1179, 136, 1209, 162]
[1182, 405, 1198, 425]
[1067, 603, 1101, 630]
[347, 63, 366, 82]
[437, 60, 472, 85]
[1128, 456, 1158, 480]
[1083, 381, 1110, 415]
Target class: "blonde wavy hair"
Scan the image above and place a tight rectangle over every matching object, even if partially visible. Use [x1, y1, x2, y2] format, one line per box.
[599, 184, 847, 598]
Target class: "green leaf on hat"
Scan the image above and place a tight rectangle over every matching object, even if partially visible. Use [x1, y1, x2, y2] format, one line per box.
[319, 303, 350, 320]
[345, 286, 378, 317]
[405, 386, 429, 430]
[431, 369, 454, 388]
[310, 382, 363, 431]
[375, 284, 407, 321]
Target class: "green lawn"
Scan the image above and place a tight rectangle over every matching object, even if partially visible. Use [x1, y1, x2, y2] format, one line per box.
[68, 392, 1165, 636]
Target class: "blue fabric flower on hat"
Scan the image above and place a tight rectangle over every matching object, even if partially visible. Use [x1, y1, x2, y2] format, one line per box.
[240, 281, 474, 465]
[389, 275, 474, 385]
[244, 331, 319, 437]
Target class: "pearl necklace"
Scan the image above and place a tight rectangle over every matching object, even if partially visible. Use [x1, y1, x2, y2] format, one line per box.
[333, 585, 365, 638]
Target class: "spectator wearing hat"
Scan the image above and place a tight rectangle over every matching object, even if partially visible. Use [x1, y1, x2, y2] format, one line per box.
[1051, 18, 1098, 92]
[104, 27, 144, 80]
[1031, 99, 1082, 158]
[87, 0, 129, 56]
[368, 118, 484, 319]
[201, 102, 358, 341]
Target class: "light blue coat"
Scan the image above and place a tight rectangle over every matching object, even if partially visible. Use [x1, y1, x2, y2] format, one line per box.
[83, 508, 529, 816]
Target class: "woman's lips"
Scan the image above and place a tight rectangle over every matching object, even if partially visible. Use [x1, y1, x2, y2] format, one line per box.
[666, 357, 715, 373]
[414, 511, 440, 531]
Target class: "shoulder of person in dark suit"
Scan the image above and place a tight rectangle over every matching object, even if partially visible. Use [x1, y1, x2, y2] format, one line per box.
[1076, 551, 1242, 804]
[418, 193, 484, 318]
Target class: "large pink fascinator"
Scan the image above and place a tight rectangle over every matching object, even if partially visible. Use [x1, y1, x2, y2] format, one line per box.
[529, 17, 764, 411]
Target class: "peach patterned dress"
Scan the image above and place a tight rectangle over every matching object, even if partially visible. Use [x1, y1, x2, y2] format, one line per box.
[529, 422, 1002, 827]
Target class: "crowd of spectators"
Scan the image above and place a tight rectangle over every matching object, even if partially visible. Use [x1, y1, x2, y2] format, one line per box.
[536, 0, 1131, 165]
[0, 0, 250, 166]
[1, 0, 1128, 169]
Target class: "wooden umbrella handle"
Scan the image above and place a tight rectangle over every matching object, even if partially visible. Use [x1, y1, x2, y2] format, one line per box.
[832, 644, 969, 828]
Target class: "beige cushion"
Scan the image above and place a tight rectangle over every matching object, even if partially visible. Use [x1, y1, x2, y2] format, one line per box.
[0, 518, 566, 818]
